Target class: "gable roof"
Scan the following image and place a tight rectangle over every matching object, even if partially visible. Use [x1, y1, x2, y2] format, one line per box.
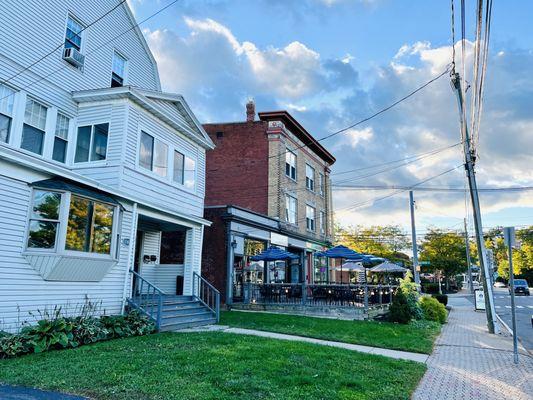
[258, 111, 336, 164]
[122, 1, 161, 91]
[72, 86, 215, 150]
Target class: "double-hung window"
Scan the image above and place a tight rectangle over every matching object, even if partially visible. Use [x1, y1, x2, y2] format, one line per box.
[139, 131, 168, 177]
[306, 164, 315, 192]
[53, 113, 70, 163]
[320, 210, 326, 235]
[319, 173, 325, 196]
[66, 195, 114, 254]
[172, 150, 196, 190]
[111, 51, 127, 87]
[65, 16, 83, 51]
[75, 123, 109, 162]
[21, 99, 48, 155]
[27, 190, 62, 250]
[0, 84, 15, 143]
[306, 205, 316, 232]
[285, 149, 296, 180]
[285, 194, 297, 224]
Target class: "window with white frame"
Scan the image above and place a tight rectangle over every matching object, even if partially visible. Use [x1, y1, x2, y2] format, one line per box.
[66, 195, 114, 254]
[21, 98, 48, 155]
[285, 194, 297, 224]
[319, 173, 325, 196]
[173, 150, 184, 184]
[27, 190, 62, 250]
[306, 205, 315, 231]
[111, 51, 127, 87]
[285, 149, 296, 180]
[320, 210, 326, 234]
[0, 84, 15, 143]
[52, 113, 70, 163]
[139, 131, 168, 177]
[65, 15, 84, 52]
[183, 156, 196, 190]
[74, 123, 109, 163]
[306, 164, 315, 191]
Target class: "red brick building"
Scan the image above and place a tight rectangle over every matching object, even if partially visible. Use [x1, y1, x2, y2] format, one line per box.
[202, 102, 336, 304]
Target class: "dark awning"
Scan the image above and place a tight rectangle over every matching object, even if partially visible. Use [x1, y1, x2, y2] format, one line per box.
[31, 178, 120, 205]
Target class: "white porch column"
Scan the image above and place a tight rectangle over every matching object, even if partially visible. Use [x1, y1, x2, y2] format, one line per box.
[182, 225, 202, 296]
[121, 203, 138, 312]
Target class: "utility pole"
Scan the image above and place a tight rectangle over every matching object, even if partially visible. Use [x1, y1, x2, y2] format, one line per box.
[409, 191, 421, 285]
[451, 72, 497, 334]
[464, 218, 474, 293]
[504, 227, 519, 364]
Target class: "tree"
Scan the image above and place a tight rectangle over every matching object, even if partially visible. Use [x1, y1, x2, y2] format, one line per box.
[334, 224, 411, 264]
[419, 228, 468, 289]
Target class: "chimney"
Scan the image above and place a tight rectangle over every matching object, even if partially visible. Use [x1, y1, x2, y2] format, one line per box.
[246, 99, 255, 122]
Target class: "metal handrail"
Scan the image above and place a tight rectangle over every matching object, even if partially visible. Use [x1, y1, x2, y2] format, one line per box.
[127, 269, 164, 330]
[193, 272, 221, 322]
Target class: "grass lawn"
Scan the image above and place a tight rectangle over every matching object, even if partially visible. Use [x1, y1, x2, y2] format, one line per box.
[220, 311, 440, 354]
[0, 332, 425, 400]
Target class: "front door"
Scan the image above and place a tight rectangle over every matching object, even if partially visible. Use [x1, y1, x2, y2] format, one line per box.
[132, 231, 143, 295]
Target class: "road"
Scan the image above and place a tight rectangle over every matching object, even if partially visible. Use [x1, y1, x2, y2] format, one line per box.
[493, 287, 533, 353]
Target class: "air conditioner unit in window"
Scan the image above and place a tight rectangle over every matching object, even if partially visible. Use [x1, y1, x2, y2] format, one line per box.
[62, 47, 85, 68]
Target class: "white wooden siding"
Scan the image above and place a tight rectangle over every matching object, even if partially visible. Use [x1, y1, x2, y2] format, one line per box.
[0, 1, 159, 93]
[0, 174, 133, 332]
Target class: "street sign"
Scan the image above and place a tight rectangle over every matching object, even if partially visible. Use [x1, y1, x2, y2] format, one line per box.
[474, 289, 486, 311]
[420, 261, 430, 266]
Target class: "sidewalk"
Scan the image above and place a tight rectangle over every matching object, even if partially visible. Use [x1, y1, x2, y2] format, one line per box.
[413, 293, 533, 400]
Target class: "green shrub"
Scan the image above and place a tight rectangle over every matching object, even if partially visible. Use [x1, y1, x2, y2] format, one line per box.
[420, 296, 447, 324]
[0, 335, 31, 358]
[389, 290, 413, 324]
[101, 311, 154, 339]
[21, 317, 78, 353]
[397, 271, 423, 320]
[432, 294, 448, 306]
[421, 283, 440, 294]
[70, 317, 108, 345]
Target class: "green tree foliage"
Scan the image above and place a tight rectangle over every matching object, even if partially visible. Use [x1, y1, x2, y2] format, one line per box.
[485, 226, 533, 281]
[335, 224, 411, 263]
[419, 228, 468, 286]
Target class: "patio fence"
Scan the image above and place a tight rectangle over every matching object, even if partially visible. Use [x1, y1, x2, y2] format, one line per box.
[240, 283, 397, 310]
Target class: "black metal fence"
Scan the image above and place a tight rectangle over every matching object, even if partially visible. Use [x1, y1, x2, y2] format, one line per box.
[240, 283, 397, 309]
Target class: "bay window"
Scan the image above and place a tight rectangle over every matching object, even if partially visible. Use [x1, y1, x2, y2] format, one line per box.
[66, 195, 114, 254]
[139, 131, 168, 177]
[27, 190, 62, 250]
[74, 123, 109, 163]
[26, 189, 116, 256]
[21, 98, 47, 155]
[0, 83, 15, 143]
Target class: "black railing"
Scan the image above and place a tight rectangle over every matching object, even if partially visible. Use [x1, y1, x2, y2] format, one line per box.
[242, 283, 397, 309]
[127, 269, 164, 330]
[193, 272, 221, 322]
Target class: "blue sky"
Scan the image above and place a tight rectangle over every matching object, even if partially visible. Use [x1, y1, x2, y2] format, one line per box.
[129, 0, 533, 234]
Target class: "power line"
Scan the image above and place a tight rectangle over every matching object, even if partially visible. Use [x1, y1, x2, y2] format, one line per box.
[0, 0, 182, 104]
[0, 0, 128, 88]
[332, 185, 533, 192]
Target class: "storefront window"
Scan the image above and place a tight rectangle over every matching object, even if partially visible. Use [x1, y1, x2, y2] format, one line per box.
[314, 254, 328, 283]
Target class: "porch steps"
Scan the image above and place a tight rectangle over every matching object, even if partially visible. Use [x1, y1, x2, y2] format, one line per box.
[158, 295, 216, 332]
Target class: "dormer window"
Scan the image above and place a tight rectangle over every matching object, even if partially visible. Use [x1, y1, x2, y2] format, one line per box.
[111, 51, 127, 87]
[65, 16, 83, 52]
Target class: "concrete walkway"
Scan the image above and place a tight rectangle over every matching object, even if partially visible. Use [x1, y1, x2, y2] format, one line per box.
[181, 324, 429, 363]
[413, 294, 533, 400]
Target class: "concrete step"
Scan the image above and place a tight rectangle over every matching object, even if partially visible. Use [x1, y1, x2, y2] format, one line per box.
[161, 308, 212, 318]
[160, 317, 217, 332]
[161, 301, 202, 311]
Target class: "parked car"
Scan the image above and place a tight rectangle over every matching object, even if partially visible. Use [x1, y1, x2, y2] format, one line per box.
[509, 279, 530, 296]
[494, 282, 506, 288]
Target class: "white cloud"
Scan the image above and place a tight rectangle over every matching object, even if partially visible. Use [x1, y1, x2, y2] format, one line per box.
[346, 127, 374, 148]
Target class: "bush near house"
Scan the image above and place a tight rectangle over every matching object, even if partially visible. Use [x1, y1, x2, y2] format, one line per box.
[420, 296, 447, 324]
[0, 310, 154, 359]
[432, 294, 448, 306]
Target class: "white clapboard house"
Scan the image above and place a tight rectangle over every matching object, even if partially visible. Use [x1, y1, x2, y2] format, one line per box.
[0, 0, 220, 332]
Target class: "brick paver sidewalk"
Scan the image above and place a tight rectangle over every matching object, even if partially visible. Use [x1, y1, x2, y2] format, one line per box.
[413, 294, 533, 400]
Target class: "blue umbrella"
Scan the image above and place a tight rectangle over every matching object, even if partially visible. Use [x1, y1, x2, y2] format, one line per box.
[250, 246, 299, 262]
[316, 245, 365, 284]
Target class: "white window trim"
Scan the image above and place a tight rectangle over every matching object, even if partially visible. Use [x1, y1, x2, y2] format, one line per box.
[319, 209, 326, 235]
[285, 194, 298, 226]
[111, 49, 129, 86]
[73, 122, 110, 164]
[24, 188, 119, 260]
[285, 147, 297, 182]
[306, 204, 316, 232]
[306, 164, 315, 193]
[135, 126, 198, 194]
[62, 13, 88, 72]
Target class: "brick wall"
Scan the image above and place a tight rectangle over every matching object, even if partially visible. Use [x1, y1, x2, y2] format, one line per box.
[201, 207, 229, 302]
[203, 121, 269, 215]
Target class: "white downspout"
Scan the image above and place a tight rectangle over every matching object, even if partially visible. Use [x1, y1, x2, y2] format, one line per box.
[121, 202, 138, 313]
